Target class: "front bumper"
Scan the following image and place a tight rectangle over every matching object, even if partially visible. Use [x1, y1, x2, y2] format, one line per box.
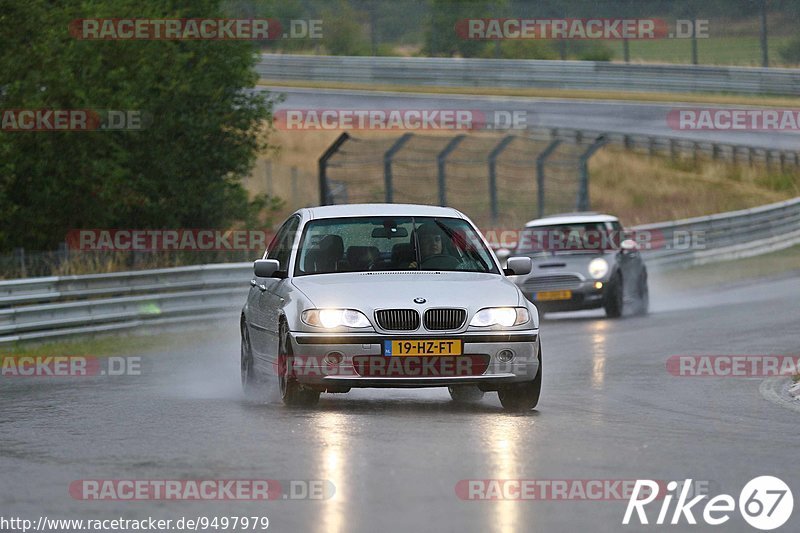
[522, 280, 607, 312]
[286, 330, 539, 390]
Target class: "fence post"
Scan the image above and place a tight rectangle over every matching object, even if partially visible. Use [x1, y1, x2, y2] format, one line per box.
[577, 135, 608, 212]
[384, 133, 413, 203]
[488, 135, 516, 224]
[437, 135, 465, 206]
[536, 139, 562, 218]
[318, 132, 350, 205]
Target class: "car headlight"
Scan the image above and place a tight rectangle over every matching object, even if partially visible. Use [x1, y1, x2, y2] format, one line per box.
[469, 307, 530, 327]
[588, 258, 609, 279]
[301, 309, 371, 328]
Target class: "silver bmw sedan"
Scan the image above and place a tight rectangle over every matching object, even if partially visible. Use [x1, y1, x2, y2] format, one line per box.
[240, 203, 541, 411]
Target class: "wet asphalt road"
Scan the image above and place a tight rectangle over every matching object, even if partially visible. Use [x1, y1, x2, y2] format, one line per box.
[1, 272, 798, 533]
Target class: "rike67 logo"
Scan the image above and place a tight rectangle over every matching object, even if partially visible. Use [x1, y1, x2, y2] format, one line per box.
[623, 476, 793, 530]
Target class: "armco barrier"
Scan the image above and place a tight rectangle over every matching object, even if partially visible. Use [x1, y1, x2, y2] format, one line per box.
[257, 54, 800, 97]
[0, 197, 798, 344]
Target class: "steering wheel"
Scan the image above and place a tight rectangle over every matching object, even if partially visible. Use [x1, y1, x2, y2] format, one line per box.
[367, 256, 388, 271]
[419, 254, 461, 270]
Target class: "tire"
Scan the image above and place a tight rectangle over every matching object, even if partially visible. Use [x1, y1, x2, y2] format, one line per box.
[241, 321, 261, 398]
[278, 320, 320, 407]
[448, 385, 485, 404]
[632, 271, 649, 316]
[603, 273, 624, 318]
[498, 345, 542, 412]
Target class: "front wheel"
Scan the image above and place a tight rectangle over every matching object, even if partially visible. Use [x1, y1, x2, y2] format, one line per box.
[241, 323, 261, 397]
[632, 271, 649, 316]
[448, 385, 485, 404]
[278, 321, 320, 407]
[603, 274, 623, 318]
[498, 346, 542, 412]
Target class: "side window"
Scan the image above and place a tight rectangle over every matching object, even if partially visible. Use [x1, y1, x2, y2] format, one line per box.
[267, 216, 300, 271]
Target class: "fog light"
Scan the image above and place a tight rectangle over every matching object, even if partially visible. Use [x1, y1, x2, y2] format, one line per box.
[594, 281, 603, 290]
[324, 351, 343, 365]
[497, 349, 515, 362]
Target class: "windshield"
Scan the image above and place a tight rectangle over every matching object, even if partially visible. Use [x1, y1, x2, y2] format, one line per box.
[294, 216, 498, 275]
[515, 222, 620, 253]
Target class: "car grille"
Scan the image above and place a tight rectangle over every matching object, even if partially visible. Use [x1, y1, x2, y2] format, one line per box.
[424, 308, 466, 330]
[375, 309, 420, 331]
[522, 274, 582, 292]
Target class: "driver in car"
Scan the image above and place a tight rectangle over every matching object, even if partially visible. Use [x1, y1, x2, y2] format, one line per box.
[408, 223, 446, 269]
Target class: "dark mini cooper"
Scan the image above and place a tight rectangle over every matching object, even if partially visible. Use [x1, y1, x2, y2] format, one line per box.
[506, 213, 649, 318]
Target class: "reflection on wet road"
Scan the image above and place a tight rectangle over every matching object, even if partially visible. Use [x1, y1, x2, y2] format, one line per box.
[1, 275, 798, 532]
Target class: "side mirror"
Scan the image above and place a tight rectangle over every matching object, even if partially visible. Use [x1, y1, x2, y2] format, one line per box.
[254, 259, 280, 278]
[620, 239, 639, 254]
[504, 256, 532, 276]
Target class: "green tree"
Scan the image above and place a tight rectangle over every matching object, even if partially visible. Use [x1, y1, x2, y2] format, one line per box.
[0, 0, 277, 251]
[424, 0, 501, 57]
[320, 0, 371, 55]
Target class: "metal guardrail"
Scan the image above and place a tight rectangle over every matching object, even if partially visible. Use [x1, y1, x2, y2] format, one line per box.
[0, 264, 252, 344]
[0, 197, 797, 344]
[636, 197, 800, 268]
[257, 54, 800, 97]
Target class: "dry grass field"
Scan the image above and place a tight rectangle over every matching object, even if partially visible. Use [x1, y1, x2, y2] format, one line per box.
[251, 129, 799, 229]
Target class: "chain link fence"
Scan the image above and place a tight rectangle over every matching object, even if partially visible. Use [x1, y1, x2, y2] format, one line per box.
[320, 130, 602, 229]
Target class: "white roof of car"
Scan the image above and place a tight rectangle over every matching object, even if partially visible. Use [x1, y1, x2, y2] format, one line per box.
[304, 203, 463, 219]
[524, 213, 619, 228]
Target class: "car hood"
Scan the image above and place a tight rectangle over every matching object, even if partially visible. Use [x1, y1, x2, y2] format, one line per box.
[292, 272, 521, 310]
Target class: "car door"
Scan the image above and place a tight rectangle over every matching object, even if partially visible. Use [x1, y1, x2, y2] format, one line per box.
[248, 216, 299, 370]
[259, 216, 300, 371]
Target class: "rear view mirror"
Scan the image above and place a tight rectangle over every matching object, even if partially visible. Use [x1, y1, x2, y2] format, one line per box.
[372, 227, 408, 238]
[504, 256, 532, 276]
[254, 259, 280, 278]
[620, 239, 639, 253]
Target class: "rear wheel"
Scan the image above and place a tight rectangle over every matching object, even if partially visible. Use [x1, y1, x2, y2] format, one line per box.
[448, 385, 485, 404]
[498, 346, 542, 412]
[603, 274, 623, 318]
[278, 320, 320, 407]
